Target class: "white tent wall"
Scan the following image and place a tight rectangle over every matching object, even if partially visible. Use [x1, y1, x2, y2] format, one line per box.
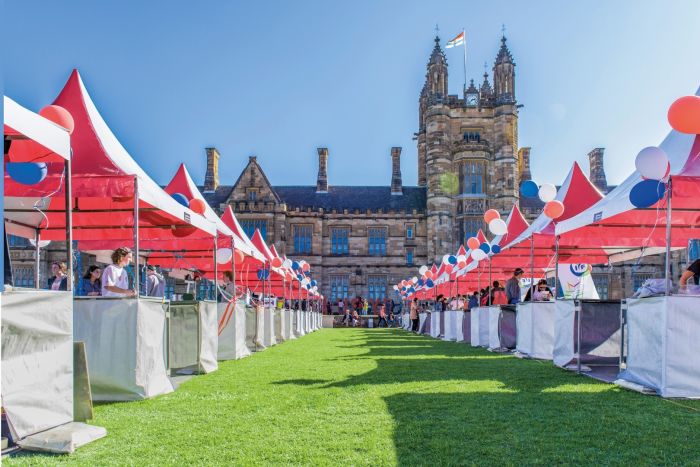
[274, 310, 284, 342]
[488, 307, 502, 350]
[198, 301, 218, 373]
[470, 307, 490, 347]
[295, 309, 305, 336]
[1, 290, 73, 440]
[283, 309, 296, 340]
[74, 297, 173, 401]
[255, 306, 266, 350]
[443, 310, 464, 341]
[619, 296, 700, 398]
[430, 311, 441, 338]
[402, 312, 410, 330]
[553, 300, 577, 367]
[263, 308, 277, 347]
[516, 302, 556, 360]
[244, 306, 257, 351]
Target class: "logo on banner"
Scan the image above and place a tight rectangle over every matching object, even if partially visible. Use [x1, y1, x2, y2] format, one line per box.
[569, 264, 592, 277]
[184, 212, 191, 223]
[593, 211, 603, 222]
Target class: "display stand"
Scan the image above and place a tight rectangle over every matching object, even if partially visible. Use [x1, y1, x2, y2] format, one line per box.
[217, 300, 251, 360]
[487, 305, 516, 351]
[254, 305, 266, 350]
[420, 312, 431, 335]
[553, 300, 621, 382]
[443, 310, 464, 341]
[461, 311, 471, 343]
[274, 309, 284, 342]
[2, 290, 74, 440]
[244, 306, 257, 351]
[470, 307, 490, 347]
[73, 297, 174, 401]
[516, 302, 556, 360]
[418, 312, 428, 334]
[262, 307, 277, 347]
[430, 311, 441, 338]
[168, 300, 218, 374]
[618, 295, 700, 398]
[295, 309, 305, 336]
[402, 312, 411, 330]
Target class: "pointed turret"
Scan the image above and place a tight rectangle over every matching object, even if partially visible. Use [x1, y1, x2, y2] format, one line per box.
[493, 34, 516, 104]
[424, 35, 448, 103]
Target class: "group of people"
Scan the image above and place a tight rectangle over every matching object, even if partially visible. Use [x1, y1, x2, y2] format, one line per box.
[338, 296, 397, 327]
[47, 247, 166, 298]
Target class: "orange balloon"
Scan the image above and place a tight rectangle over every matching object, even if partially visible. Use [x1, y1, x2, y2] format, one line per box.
[302, 262, 311, 272]
[189, 198, 206, 215]
[457, 261, 467, 269]
[467, 237, 480, 250]
[271, 257, 283, 268]
[483, 209, 500, 224]
[544, 200, 565, 219]
[424, 270, 433, 279]
[39, 105, 75, 134]
[668, 96, 700, 134]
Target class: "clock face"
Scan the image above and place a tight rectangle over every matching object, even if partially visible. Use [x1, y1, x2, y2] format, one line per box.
[466, 94, 478, 106]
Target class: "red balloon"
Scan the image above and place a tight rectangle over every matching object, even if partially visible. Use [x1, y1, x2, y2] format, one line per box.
[668, 96, 700, 134]
[39, 105, 75, 134]
[189, 198, 206, 215]
[544, 200, 565, 219]
[172, 225, 196, 237]
[271, 257, 283, 268]
[444, 264, 454, 274]
[234, 249, 245, 264]
[483, 209, 500, 224]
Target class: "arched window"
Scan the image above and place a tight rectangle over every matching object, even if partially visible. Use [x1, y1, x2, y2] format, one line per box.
[461, 160, 485, 194]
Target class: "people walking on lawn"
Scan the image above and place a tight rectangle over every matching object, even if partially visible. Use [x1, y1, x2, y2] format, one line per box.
[410, 297, 419, 332]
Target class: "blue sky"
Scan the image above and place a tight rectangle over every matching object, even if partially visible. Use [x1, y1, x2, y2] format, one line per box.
[4, 0, 699, 188]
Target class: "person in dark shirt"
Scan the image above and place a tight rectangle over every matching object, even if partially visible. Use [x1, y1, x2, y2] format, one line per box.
[680, 259, 700, 286]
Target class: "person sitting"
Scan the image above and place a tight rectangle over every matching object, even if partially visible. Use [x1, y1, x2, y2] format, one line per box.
[80, 265, 102, 296]
[533, 279, 553, 301]
[101, 247, 135, 297]
[48, 261, 68, 291]
[352, 309, 360, 327]
[680, 258, 700, 286]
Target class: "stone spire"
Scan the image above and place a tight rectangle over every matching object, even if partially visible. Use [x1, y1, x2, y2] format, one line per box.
[316, 147, 329, 193]
[480, 65, 493, 97]
[493, 32, 516, 104]
[424, 35, 448, 101]
[391, 147, 403, 195]
[203, 147, 219, 193]
[588, 148, 608, 193]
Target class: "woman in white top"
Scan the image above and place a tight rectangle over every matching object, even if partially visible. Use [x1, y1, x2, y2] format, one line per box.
[101, 247, 136, 297]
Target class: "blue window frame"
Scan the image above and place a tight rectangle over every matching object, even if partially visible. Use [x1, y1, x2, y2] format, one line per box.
[293, 225, 312, 254]
[405, 223, 414, 239]
[368, 275, 387, 300]
[368, 228, 387, 256]
[462, 160, 485, 194]
[330, 275, 349, 300]
[406, 248, 414, 266]
[241, 219, 267, 239]
[331, 228, 349, 255]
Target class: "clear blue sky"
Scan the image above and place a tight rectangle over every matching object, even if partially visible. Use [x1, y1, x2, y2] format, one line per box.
[4, 0, 699, 188]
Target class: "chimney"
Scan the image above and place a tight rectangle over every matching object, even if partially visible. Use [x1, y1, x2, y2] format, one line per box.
[588, 148, 608, 193]
[391, 147, 403, 195]
[203, 147, 220, 193]
[518, 147, 532, 182]
[316, 147, 328, 193]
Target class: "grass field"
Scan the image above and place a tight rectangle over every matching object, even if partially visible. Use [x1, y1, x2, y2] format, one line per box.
[8, 328, 700, 466]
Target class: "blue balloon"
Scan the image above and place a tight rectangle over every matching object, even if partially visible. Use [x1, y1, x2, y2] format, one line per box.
[491, 245, 502, 254]
[520, 180, 539, 198]
[257, 269, 265, 280]
[7, 162, 48, 185]
[306, 284, 312, 290]
[401, 286, 406, 291]
[426, 279, 434, 288]
[479, 242, 491, 254]
[304, 271, 311, 277]
[448, 255, 457, 265]
[417, 279, 425, 286]
[297, 274, 303, 281]
[171, 192, 190, 208]
[292, 261, 300, 270]
[629, 180, 666, 208]
[310, 280, 317, 287]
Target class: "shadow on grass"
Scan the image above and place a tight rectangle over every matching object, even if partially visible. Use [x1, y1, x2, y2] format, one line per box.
[271, 378, 332, 386]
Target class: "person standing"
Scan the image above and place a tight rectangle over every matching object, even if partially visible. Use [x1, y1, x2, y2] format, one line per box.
[680, 258, 700, 286]
[377, 304, 388, 328]
[505, 268, 524, 305]
[80, 265, 102, 296]
[48, 261, 68, 291]
[410, 298, 419, 332]
[337, 298, 345, 316]
[468, 292, 479, 310]
[102, 247, 135, 297]
[145, 265, 165, 297]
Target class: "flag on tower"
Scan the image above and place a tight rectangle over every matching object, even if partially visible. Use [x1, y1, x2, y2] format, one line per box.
[445, 31, 465, 48]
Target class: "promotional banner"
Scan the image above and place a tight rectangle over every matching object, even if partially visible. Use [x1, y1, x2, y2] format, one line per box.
[557, 263, 599, 299]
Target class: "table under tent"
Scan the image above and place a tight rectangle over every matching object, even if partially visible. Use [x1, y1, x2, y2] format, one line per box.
[2, 96, 106, 452]
[556, 110, 700, 397]
[51, 70, 220, 401]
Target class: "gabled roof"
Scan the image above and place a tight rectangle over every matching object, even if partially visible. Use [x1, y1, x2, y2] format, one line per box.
[232, 156, 281, 203]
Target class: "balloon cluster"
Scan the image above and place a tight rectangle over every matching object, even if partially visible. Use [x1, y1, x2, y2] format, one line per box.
[7, 105, 74, 186]
[521, 180, 565, 219]
[171, 192, 207, 215]
[630, 146, 669, 208]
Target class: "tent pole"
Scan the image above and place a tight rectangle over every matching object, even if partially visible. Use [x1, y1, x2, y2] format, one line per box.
[554, 235, 560, 301]
[664, 179, 672, 296]
[133, 176, 139, 297]
[488, 259, 492, 306]
[34, 230, 41, 289]
[530, 236, 535, 301]
[230, 239, 236, 301]
[213, 231, 218, 301]
[65, 157, 73, 292]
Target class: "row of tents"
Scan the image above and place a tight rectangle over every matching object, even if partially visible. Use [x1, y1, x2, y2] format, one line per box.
[397, 88, 700, 399]
[1, 70, 324, 453]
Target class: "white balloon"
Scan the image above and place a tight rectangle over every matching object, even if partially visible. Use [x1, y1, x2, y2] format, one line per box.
[419, 265, 428, 275]
[215, 247, 233, 264]
[283, 259, 292, 268]
[488, 218, 508, 236]
[471, 249, 487, 261]
[411, 276, 418, 284]
[538, 183, 557, 203]
[442, 254, 451, 265]
[301, 278, 310, 286]
[393, 285, 399, 291]
[635, 146, 669, 180]
[457, 255, 467, 263]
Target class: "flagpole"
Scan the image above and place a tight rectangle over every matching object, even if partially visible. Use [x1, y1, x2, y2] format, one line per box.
[462, 28, 467, 97]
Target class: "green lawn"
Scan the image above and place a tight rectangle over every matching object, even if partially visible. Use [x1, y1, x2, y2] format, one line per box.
[8, 328, 700, 466]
